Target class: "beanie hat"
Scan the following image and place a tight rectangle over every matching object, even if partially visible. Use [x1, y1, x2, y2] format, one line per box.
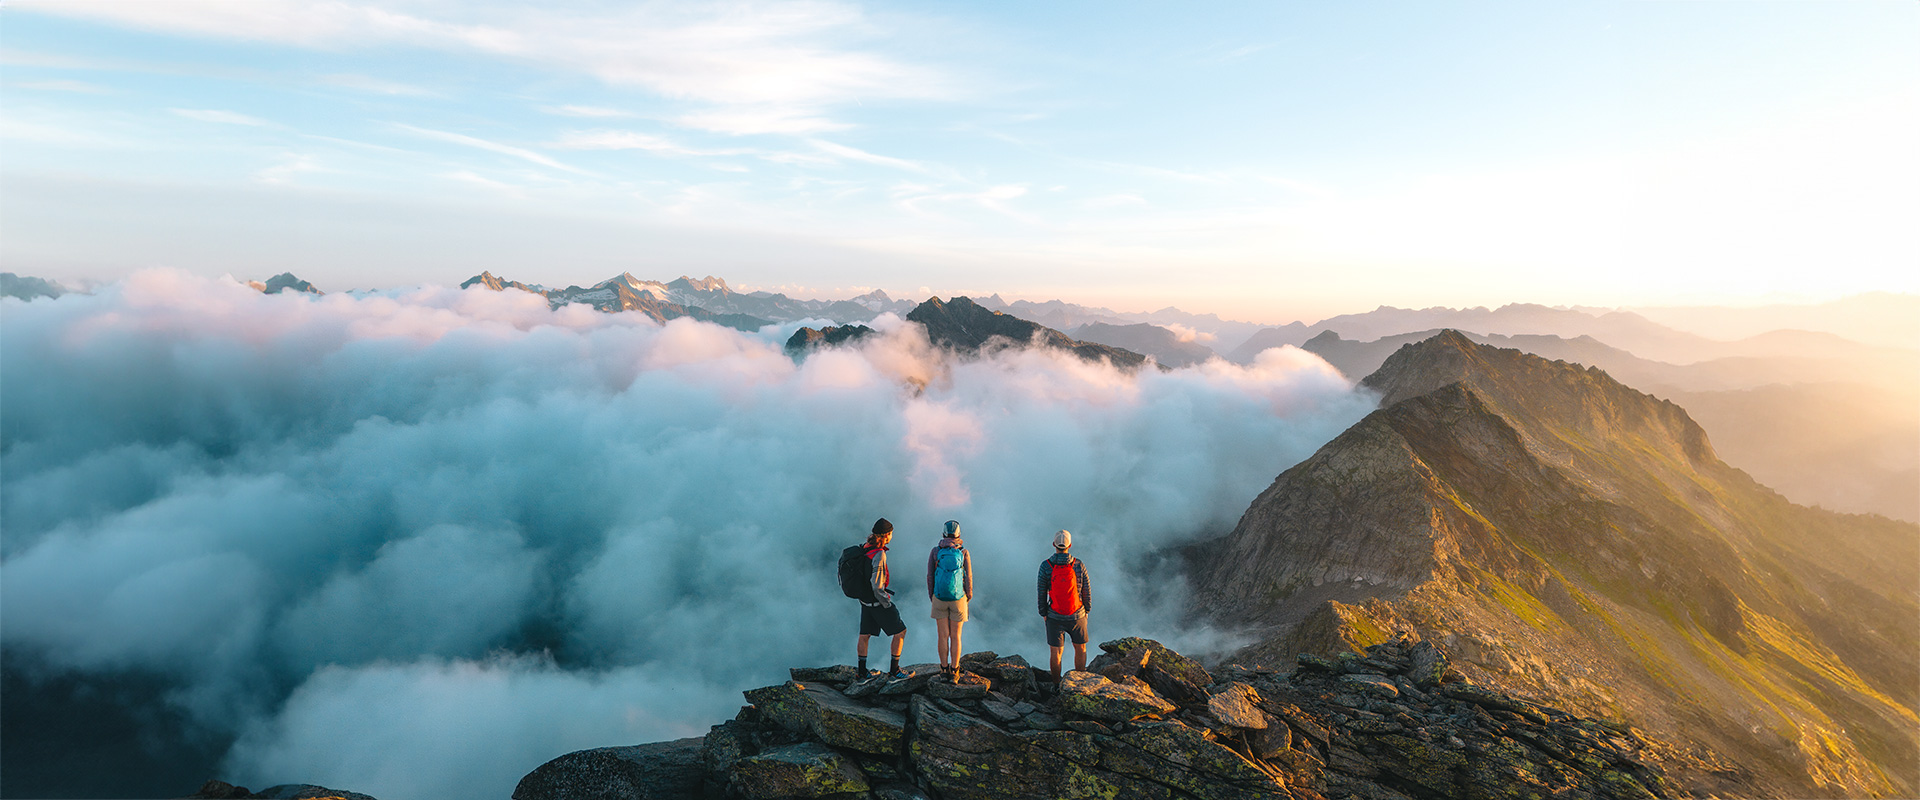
[1053, 529, 1072, 550]
[943, 520, 961, 538]
[872, 518, 894, 535]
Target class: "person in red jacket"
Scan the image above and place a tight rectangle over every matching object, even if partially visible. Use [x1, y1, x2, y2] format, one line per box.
[1036, 529, 1091, 680]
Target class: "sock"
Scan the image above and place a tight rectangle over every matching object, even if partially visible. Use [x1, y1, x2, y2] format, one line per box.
[858, 656, 868, 672]
[890, 656, 901, 673]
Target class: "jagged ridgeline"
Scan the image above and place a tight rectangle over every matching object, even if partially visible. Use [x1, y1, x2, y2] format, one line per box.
[787, 295, 1155, 372]
[1195, 330, 1918, 798]
[514, 638, 1680, 800]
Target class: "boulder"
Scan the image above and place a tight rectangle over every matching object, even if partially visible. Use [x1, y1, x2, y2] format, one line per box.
[1094, 638, 1212, 706]
[980, 655, 1039, 700]
[1338, 674, 1400, 700]
[184, 781, 251, 799]
[728, 743, 867, 799]
[790, 665, 861, 684]
[1207, 682, 1269, 729]
[1022, 711, 1065, 731]
[978, 697, 1023, 725]
[743, 681, 905, 755]
[250, 787, 379, 800]
[1405, 640, 1448, 689]
[958, 651, 998, 669]
[876, 664, 941, 696]
[1250, 720, 1293, 760]
[1057, 671, 1177, 722]
[927, 672, 990, 700]
[512, 737, 703, 800]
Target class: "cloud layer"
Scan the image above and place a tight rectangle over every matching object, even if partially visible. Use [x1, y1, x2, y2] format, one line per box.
[0, 271, 1373, 799]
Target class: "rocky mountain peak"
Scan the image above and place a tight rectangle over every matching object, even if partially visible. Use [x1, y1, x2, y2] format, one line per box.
[1355, 329, 1482, 406]
[257, 272, 321, 295]
[905, 296, 1152, 371]
[671, 275, 731, 294]
[515, 638, 1682, 800]
[1196, 330, 1919, 798]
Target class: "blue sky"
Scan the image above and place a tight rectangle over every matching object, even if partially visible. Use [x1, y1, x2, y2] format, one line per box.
[3, 0, 1915, 323]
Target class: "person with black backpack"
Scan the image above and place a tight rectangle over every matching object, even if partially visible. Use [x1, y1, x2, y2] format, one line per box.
[925, 520, 974, 683]
[1036, 529, 1091, 680]
[838, 518, 907, 678]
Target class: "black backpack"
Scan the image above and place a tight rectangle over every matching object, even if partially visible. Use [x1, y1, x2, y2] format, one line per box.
[838, 545, 876, 602]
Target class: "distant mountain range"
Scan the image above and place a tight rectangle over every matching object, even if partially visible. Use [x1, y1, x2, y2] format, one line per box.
[1228, 303, 1749, 365]
[461, 271, 913, 330]
[16, 269, 1912, 520]
[1067, 322, 1217, 368]
[1196, 331, 1919, 798]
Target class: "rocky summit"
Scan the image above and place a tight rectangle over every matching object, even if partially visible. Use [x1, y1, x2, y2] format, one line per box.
[514, 637, 1679, 800]
[906, 296, 1152, 371]
[1195, 330, 1919, 798]
[785, 324, 877, 356]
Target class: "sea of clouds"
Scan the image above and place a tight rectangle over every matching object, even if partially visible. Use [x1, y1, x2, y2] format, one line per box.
[0, 270, 1376, 799]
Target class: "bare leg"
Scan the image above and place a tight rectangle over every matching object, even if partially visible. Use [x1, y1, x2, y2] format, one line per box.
[934, 618, 953, 668]
[951, 620, 965, 671]
[1073, 643, 1087, 673]
[858, 633, 871, 659]
[1050, 645, 1064, 680]
[892, 631, 905, 659]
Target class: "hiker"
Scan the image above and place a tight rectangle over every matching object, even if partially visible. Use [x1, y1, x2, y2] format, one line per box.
[926, 519, 974, 682]
[1037, 529, 1091, 680]
[845, 518, 907, 678]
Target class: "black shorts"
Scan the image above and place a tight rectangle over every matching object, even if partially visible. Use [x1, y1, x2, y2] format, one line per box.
[1046, 613, 1088, 646]
[860, 603, 906, 636]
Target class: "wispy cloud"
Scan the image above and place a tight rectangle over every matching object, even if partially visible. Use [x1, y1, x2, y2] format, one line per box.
[441, 170, 525, 197]
[172, 108, 274, 127]
[894, 183, 1032, 221]
[395, 123, 593, 176]
[1083, 159, 1228, 184]
[808, 139, 926, 173]
[550, 129, 747, 158]
[16, 0, 956, 136]
[315, 73, 435, 97]
[254, 155, 327, 185]
[673, 107, 850, 136]
[540, 105, 637, 118]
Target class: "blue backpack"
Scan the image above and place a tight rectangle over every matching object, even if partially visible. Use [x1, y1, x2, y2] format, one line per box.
[933, 546, 965, 601]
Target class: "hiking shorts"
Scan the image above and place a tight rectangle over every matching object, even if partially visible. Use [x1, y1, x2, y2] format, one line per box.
[930, 596, 968, 622]
[1046, 613, 1088, 647]
[860, 603, 906, 637]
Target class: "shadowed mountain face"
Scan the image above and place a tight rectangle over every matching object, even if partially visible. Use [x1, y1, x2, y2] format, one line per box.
[906, 296, 1150, 371]
[1069, 321, 1218, 368]
[1195, 330, 1919, 799]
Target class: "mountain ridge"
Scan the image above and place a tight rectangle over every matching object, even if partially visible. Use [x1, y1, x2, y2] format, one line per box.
[1197, 330, 1919, 798]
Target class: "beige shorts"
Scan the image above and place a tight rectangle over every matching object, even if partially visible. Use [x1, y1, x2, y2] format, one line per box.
[930, 596, 969, 622]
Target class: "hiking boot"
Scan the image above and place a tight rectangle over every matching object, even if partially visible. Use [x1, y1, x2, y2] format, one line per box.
[886, 669, 910, 680]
